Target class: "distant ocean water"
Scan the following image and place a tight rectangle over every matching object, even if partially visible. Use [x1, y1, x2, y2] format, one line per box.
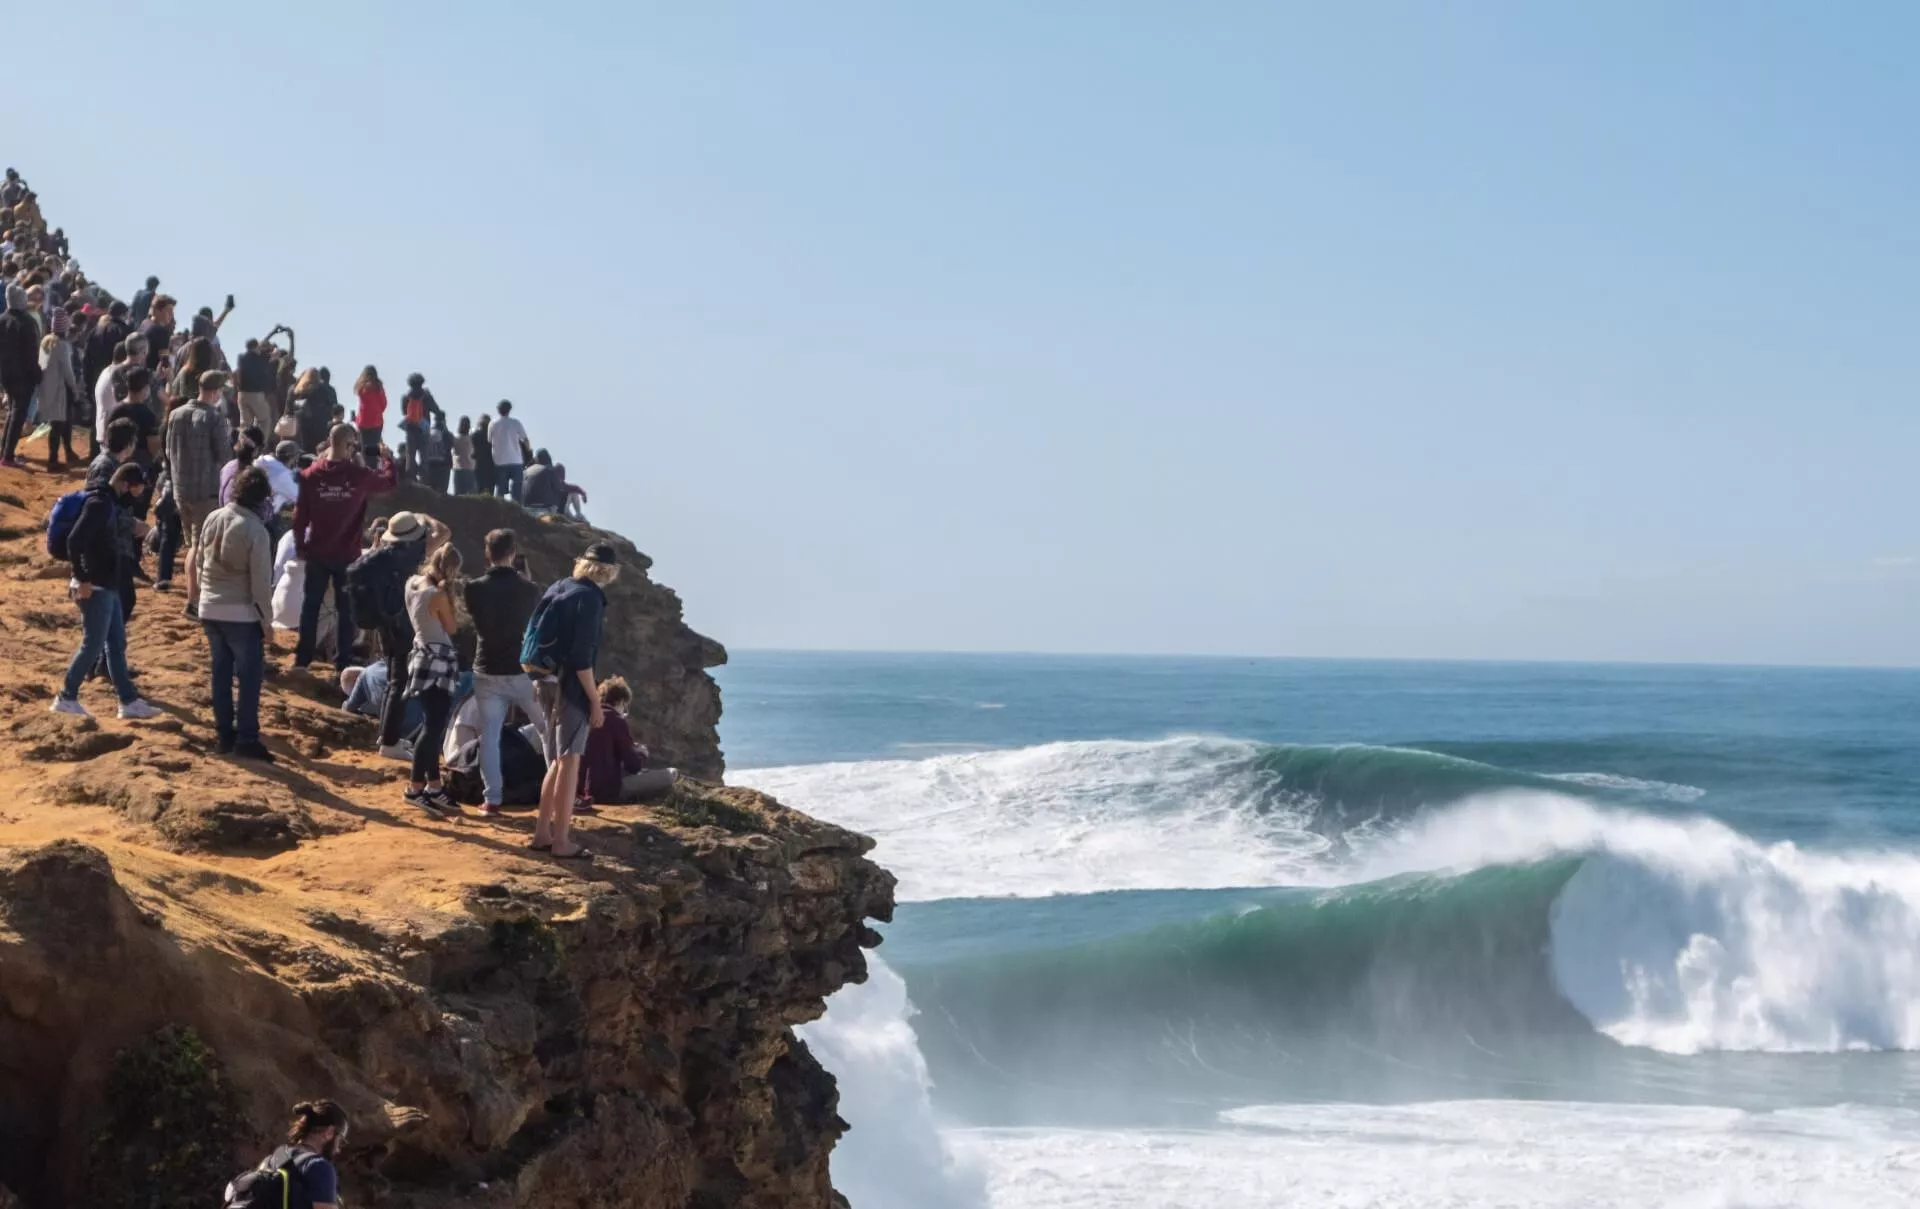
[718, 652, 1920, 1208]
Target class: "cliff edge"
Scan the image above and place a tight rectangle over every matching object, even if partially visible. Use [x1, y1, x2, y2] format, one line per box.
[0, 475, 894, 1208]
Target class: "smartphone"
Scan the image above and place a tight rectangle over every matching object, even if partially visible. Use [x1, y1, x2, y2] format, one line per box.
[225, 293, 236, 310]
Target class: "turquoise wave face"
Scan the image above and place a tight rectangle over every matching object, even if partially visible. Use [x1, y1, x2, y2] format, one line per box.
[887, 861, 1592, 1117]
[1242, 744, 1613, 831]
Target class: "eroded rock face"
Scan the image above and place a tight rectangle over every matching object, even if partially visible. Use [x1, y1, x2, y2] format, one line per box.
[0, 784, 895, 1208]
[370, 486, 729, 779]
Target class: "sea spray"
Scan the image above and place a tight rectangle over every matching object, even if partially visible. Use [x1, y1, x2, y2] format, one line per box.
[797, 955, 987, 1208]
[1356, 792, 1920, 1053]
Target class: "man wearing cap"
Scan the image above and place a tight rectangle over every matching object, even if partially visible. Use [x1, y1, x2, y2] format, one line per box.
[291, 424, 399, 674]
[165, 369, 234, 612]
[529, 542, 620, 860]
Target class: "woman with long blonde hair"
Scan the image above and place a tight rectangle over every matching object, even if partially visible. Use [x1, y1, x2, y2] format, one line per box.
[353, 365, 385, 463]
[401, 535, 463, 815]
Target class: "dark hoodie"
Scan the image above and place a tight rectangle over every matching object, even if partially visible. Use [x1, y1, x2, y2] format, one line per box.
[68, 484, 125, 589]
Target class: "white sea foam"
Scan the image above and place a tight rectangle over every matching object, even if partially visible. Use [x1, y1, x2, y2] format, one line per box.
[1355, 792, 1920, 1053]
[1544, 770, 1708, 802]
[796, 956, 987, 1208]
[953, 1102, 1920, 1208]
[740, 738, 1329, 901]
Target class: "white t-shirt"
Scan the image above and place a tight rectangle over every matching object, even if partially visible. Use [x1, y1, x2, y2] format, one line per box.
[94, 362, 122, 443]
[489, 415, 528, 467]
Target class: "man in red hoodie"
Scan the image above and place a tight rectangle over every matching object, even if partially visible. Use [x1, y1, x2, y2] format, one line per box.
[291, 423, 397, 671]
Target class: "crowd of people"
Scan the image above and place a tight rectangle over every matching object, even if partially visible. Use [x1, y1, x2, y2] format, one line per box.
[2, 167, 672, 867]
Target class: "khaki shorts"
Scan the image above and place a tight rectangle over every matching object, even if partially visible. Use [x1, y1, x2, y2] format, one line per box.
[536, 678, 592, 758]
[178, 499, 215, 546]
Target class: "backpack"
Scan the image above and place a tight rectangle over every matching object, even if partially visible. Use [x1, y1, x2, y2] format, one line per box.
[223, 1146, 308, 1209]
[445, 726, 547, 806]
[45, 488, 87, 560]
[519, 582, 579, 677]
[345, 544, 408, 629]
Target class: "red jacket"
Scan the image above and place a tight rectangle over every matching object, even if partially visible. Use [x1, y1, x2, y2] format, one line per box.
[355, 384, 386, 430]
[292, 454, 398, 566]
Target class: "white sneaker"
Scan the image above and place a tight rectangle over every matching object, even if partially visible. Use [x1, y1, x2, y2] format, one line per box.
[117, 699, 162, 720]
[378, 742, 414, 762]
[50, 696, 91, 718]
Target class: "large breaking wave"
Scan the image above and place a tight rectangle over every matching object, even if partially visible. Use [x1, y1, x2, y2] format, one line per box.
[742, 737, 1702, 900]
[752, 739, 1920, 1066]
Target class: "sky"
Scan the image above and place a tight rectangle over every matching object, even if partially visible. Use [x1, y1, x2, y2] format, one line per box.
[11, 2, 1920, 664]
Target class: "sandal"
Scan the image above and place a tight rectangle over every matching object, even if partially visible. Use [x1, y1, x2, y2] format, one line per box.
[549, 847, 592, 862]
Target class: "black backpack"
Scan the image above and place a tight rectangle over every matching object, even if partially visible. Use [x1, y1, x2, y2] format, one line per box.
[344, 544, 407, 629]
[445, 726, 547, 806]
[224, 1146, 309, 1209]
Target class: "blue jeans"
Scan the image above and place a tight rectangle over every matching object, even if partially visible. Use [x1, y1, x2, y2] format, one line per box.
[61, 588, 137, 705]
[297, 558, 356, 667]
[452, 469, 477, 495]
[474, 672, 551, 805]
[203, 620, 263, 745]
[494, 463, 524, 502]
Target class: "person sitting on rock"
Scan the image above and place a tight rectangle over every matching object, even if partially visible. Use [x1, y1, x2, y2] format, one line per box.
[578, 675, 677, 810]
[52, 462, 162, 720]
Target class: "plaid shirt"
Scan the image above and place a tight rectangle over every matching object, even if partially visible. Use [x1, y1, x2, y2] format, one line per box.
[406, 640, 460, 699]
[162, 400, 231, 504]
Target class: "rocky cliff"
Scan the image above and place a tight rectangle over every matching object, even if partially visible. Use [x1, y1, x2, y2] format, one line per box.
[0, 472, 894, 1208]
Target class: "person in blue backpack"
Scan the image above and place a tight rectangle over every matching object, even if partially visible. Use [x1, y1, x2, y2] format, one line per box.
[223, 1099, 348, 1209]
[51, 462, 163, 720]
[523, 542, 620, 861]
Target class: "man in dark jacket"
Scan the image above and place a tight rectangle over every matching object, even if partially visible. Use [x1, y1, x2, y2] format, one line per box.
[53, 463, 162, 720]
[463, 528, 551, 814]
[0, 283, 42, 468]
[531, 543, 619, 860]
[290, 423, 398, 672]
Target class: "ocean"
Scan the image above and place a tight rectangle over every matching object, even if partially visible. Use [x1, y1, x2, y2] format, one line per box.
[716, 651, 1920, 1207]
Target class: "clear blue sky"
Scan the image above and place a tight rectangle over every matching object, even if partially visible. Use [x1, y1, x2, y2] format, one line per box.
[14, 3, 1920, 664]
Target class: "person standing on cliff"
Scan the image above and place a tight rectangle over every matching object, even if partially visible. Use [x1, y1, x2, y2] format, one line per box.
[488, 399, 529, 501]
[463, 528, 550, 817]
[525, 542, 619, 860]
[224, 1100, 348, 1209]
[164, 369, 233, 615]
[51, 462, 163, 720]
[290, 424, 399, 674]
[0, 283, 43, 468]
